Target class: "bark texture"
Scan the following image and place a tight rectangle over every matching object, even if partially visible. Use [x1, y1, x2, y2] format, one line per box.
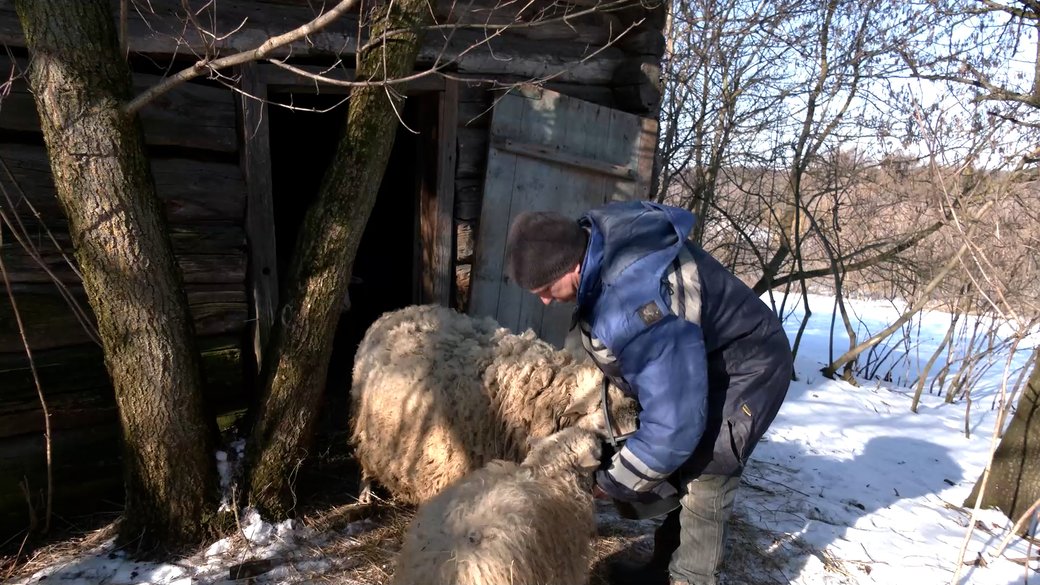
[966, 351, 1040, 534]
[245, 0, 432, 516]
[15, 0, 218, 552]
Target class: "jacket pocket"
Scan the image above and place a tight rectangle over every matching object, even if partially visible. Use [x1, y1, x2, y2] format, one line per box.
[727, 403, 754, 468]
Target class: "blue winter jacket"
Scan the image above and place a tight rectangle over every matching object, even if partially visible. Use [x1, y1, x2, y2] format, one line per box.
[576, 201, 791, 502]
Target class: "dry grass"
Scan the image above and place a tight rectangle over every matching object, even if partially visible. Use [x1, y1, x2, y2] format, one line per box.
[0, 518, 118, 583]
[0, 489, 860, 585]
[301, 499, 413, 585]
[299, 498, 662, 585]
[300, 498, 664, 585]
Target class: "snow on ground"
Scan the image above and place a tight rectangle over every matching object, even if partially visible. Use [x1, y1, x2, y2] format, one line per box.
[6, 293, 1038, 584]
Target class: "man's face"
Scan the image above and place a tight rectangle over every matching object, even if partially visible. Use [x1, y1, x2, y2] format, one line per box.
[530, 268, 579, 305]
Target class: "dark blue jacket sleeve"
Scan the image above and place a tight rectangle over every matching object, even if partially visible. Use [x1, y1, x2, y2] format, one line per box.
[597, 314, 708, 500]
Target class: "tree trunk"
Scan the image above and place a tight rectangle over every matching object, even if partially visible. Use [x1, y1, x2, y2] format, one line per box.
[965, 351, 1040, 534]
[245, 0, 431, 517]
[16, 0, 218, 552]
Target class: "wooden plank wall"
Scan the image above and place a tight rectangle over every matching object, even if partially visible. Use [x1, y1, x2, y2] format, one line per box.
[0, 0, 657, 86]
[432, 0, 665, 311]
[0, 0, 666, 538]
[453, 83, 493, 311]
[0, 71, 247, 536]
[452, 78, 631, 312]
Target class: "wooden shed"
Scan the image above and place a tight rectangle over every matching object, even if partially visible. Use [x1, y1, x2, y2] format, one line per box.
[0, 0, 664, 538]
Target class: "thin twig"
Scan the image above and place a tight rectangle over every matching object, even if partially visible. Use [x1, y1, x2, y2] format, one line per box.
[0, 160, 101, 346]
[267, 56, 448, 89]
[951, 361, 1007, 585]
[120, 0, 129, 58]
[3, 482, 34, 582]
[0, 238, 53, 535]
[360, 0, 639, 53]
[125, 0, 361, 115]
[230, 485, 256, 559]
[990, 497, 1040, 560]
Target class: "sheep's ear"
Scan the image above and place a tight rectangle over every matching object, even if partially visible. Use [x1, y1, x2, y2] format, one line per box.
[557, 408, 582, 426]
[577, 443, 602, 471]
[561, 393, 594, 426]
[559, 388, 597, 428]
[525, 435, 542, 451]
[486, 459, 517, 472]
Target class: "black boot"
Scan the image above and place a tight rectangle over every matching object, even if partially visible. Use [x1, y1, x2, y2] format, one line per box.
[608, 507, 679, 584]
[606, 558, 670, 585]
[608, 503, 683, 584]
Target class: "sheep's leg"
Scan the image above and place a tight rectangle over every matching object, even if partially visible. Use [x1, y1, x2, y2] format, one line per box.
[357, 474, 373, 505]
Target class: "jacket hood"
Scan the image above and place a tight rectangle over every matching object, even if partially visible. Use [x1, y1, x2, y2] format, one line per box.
[577, 201, 696, 308]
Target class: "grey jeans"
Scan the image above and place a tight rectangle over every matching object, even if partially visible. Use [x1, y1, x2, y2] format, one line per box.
[650, 473, 742, 585]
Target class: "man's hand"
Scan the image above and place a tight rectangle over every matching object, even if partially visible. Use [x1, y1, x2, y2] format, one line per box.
[595, 468, 679, 503]
[595, 468, 639, 502]
[592, 483, 611, 500]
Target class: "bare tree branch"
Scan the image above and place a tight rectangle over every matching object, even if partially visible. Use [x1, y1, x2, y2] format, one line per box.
[125, 0, 360, 115]
[822, 201, 994, 377]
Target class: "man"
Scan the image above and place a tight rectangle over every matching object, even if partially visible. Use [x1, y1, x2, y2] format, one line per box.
[503, 200, 793, 585]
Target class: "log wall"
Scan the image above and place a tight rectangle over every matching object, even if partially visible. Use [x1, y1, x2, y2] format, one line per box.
[0, 69, 248, 536]
[0, 0, 665, 541]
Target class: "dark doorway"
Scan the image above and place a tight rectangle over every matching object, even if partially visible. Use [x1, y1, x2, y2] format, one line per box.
[268, 92, 426, 397]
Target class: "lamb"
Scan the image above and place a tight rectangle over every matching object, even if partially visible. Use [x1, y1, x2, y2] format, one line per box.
[349, 303, 637, 505]
[391, 426, 603, 585]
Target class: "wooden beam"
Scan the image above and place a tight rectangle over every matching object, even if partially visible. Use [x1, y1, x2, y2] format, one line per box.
[417, 30, 625, 85]
[634, 115, 658, 200]
[434, 79, 458, 305]
[236, 63, 279, 371]
[490, 135, 637, 181]
[0, 283, 246, 353]
[419, 80, 459, 306]
[612, 58, 663, 114]
[0, 2, 638, 87]
[0, 336, 245, 437]
[0, 144, 247, 223]
[257, 64, 445, 95]
[1, 228, 247, 286]
[0, 2, 362, 59]
[0, 69, 237, 152]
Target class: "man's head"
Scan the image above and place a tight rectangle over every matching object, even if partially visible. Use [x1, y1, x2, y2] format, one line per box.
[505, 211, 588, 305]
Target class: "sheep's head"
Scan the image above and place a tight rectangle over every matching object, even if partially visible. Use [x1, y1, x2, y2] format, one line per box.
[523, 427, 602, 481]
[558, 366, 639, 439]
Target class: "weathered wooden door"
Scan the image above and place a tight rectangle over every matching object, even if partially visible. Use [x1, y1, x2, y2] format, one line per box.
[469, 85, 657, 348]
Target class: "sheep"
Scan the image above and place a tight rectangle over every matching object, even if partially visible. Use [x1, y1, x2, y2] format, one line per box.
[391, 426, 602, 585]
[349, 303, 637, 505]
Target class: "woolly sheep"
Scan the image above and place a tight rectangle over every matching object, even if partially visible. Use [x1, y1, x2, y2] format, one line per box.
[391, 426, 602, 585]
[349, 304, 637, 505]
